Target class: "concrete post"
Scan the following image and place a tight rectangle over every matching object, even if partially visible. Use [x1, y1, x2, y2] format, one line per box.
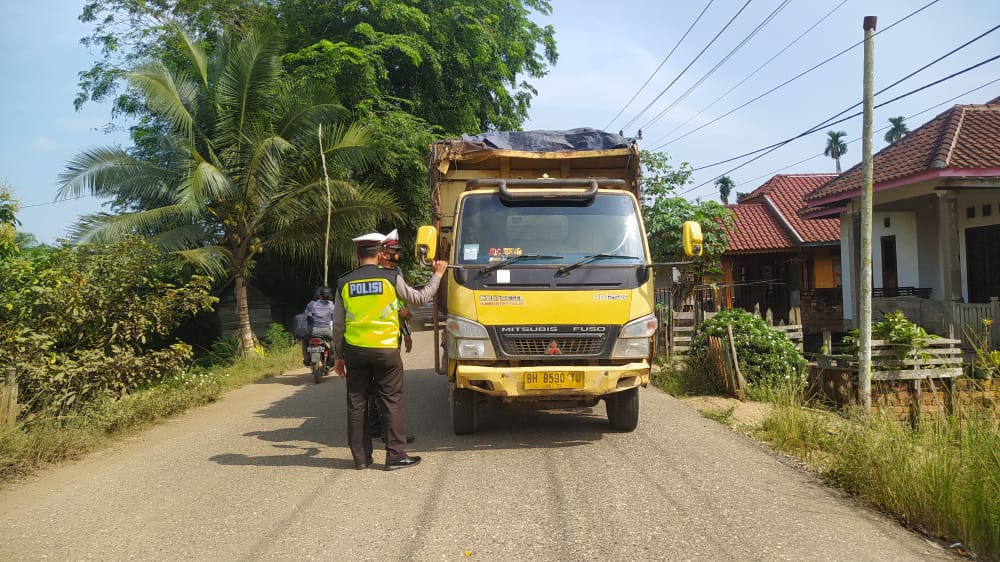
[937, 190, 963, 302]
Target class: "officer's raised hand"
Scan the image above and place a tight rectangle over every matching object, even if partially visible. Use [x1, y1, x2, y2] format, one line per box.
[432, 259, 448, 276]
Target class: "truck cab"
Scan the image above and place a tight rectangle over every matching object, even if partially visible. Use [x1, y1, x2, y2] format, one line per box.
[418, 129, 700, 434]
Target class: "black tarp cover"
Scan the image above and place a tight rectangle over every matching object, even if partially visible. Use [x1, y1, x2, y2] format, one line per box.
[459, 128, 633, 152]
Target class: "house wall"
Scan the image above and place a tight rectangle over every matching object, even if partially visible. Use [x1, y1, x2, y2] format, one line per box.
[915, 202, 942, 298]
[812, 250, 840, 289]
[957, 191, 1000, 302]
[871, 211, 919, 288]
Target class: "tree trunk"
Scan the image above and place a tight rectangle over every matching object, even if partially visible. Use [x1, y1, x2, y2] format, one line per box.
[234, 273, 258, 355]
[834, 156, 842, 174]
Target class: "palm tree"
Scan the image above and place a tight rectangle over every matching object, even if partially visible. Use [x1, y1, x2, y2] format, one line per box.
[714, 175, 735, 205]
[57, 25, 399, 354]
[884, 116, 909, 145]
[824, 130, 848, 174]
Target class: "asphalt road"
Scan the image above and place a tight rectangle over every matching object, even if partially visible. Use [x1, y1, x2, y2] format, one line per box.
[0, 331, 950, 561]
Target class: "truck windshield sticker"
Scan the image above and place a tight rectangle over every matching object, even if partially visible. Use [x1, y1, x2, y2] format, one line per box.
[488, 247, 522, 258]
[479, 294, 524, 306]
[463, 244, 479, 261]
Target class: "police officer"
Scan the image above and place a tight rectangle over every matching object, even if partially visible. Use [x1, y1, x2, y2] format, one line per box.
[332, 232, 448, 470]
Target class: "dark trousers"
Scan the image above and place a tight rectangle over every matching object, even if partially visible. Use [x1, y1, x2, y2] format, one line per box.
[344, 343, 407, 464]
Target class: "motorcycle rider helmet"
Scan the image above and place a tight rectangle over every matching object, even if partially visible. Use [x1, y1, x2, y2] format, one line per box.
[319, 286, 334, 300]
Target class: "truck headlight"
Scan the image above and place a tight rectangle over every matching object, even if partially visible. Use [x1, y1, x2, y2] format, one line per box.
[446, 315, 496, 360]
[612, 314, 657, 359]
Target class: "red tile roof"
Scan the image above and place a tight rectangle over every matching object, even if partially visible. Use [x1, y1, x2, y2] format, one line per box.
[805, 96, 1000, 204]
[738, 174, 840, 243]
[726, 203, 797, 254]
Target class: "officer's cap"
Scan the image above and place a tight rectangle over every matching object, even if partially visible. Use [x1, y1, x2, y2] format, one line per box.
[382, 229, 400, 248]
[352, 232, 385, 246]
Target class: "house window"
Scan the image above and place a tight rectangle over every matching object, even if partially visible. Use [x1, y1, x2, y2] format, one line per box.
[968, 206, 976, 218]
[833, 259, 842, 288]
[984, 204, 992, 217]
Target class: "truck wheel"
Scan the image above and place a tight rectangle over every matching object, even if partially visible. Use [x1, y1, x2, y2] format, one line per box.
[606, 387, 639, 431]
[311, 353, 324, 384]
[451, 386, 478, 435]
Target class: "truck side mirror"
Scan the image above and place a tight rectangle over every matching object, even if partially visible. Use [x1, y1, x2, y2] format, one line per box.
[415, 225, 438, 265]
[682, 221, 703, 258]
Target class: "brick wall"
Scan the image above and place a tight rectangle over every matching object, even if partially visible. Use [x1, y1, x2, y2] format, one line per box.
[801, 288, 843, 334]
[808, 368, 999, 424]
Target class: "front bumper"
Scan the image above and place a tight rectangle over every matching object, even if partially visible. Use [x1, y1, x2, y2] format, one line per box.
[454, 362, 650, 399]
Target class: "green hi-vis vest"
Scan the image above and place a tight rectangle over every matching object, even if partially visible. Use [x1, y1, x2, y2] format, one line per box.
[337, 264, 402, 349]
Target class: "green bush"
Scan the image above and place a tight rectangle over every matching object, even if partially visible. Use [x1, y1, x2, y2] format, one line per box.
[265, 323, 293, 351]
[844, 309, 935, 367]
[1, 237, 217, 416]
[199, 336, 241, 367]
[689, 308, 806, 389]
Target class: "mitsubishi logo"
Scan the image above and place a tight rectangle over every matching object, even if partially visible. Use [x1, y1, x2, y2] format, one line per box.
[544, 341, 562, 355]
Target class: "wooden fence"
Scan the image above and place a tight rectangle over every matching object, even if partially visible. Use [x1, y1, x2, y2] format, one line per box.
[950, 298, 1000, 348]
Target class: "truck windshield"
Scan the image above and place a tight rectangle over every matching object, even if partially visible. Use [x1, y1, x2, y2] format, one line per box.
[455, 192, 647, 266]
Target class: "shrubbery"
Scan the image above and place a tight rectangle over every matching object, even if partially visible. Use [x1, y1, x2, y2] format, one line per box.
[688, 308, 806, 389]
[0, 237, 217, 416]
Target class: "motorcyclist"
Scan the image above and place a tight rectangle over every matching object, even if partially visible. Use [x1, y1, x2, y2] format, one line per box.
[302, 286, 335, 366]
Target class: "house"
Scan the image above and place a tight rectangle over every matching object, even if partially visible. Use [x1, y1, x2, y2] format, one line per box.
[801, 96, 1000, 343]
[215, 279, 301, 341]
[721, 173, 841, 334]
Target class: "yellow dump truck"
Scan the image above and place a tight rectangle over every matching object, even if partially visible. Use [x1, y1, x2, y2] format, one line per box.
[416, 129, 700, 434]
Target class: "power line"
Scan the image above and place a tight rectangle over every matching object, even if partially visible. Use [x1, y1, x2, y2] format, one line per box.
[644, 0, 848, 148]
[647, 0, 942, 152]
[618, 0, 753, 132]
[603, 0, 715, 131]
[678, 54, 1000, 196]
[637, 0, 793, 132]
[728, 76, 1000, 194]
[718, 76, 1000, 200]
[687, 44, 1000, 175]
[19, 194, 97, 209]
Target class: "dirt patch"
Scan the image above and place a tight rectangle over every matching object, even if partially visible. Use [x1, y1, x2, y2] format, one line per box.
[679, 395, 774, 429]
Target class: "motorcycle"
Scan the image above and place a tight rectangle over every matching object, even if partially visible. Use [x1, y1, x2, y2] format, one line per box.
[306, 336, 331, 383]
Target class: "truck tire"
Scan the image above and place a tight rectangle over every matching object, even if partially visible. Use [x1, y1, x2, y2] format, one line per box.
[606, 387, 639, 431]
[451, 386, 478, 435]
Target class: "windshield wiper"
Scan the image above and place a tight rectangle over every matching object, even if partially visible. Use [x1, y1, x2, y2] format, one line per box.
[556, 253, 641, 276]
[480, 253, 563, 274]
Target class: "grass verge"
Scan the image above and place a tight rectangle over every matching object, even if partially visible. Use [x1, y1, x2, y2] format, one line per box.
[653, 361, 1000, 560]
[0, 345, 301, 484]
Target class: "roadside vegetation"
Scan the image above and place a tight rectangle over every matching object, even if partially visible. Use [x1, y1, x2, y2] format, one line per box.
[0, 325, 298, 483]
[654, 319, 1000, 561]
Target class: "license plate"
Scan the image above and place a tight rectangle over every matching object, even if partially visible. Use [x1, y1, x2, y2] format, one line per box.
[306, 346, 325, 353]
[524, 371, 585, 390]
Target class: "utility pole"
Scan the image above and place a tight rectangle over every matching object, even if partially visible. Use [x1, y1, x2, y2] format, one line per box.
[859, 16, 877, 413]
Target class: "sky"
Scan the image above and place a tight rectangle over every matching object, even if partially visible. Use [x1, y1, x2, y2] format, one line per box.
[1, 0, 998, 244]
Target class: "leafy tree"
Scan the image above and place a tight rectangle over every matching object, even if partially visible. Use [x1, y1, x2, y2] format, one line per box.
[279, 0, 557, 134]
[75, 1, 556, 283]
[883, 116, 909, 145]
[824, 130, 848, 174]
[58, 24, 399, 354]
[78, 1, 557, 134]
[714, 175, 735, 205]
[0, 182, 20, 259]
[639, 150, 733, 277]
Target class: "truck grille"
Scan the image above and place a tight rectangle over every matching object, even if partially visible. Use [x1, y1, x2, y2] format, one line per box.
[502, 337, 604, 356]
